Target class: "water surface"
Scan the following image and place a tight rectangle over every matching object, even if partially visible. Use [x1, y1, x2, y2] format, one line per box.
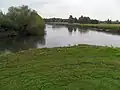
[1, 24, 120, 53]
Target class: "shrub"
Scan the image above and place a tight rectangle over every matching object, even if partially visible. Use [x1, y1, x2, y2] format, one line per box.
[0, 5, 45, 36]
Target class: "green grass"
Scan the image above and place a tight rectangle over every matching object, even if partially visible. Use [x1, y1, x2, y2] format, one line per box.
[1, 45, 120, 90]
[49, 22, 120, 31]
[79, 24, 120, 30]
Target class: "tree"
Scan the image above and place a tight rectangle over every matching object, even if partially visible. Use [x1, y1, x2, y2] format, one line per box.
[90, 19, 99, 24]
[106, 19, 112, 24]
[74, 17, 78, 23]
[68, 15, 74, 23]
[2, 5, 45, 36]
[78, 16, 90, 24]
[115, 20, 119, 24]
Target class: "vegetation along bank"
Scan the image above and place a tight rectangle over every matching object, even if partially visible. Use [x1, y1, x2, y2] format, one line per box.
[45, 15, 120, 33]
[1, 45, 120, 89]
[0, 5, 45, 37]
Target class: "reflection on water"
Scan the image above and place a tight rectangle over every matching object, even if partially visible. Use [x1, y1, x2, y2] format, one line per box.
[46, 24, 120, 48]
[67, 25, 89, 35]
[1, 24, 120, 53]
[78, 28, 89, 34]
[67, 26, 77, 35]
[0, 36, 45, 53]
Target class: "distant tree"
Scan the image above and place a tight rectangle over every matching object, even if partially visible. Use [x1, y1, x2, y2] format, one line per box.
[78, 16, 90, 24]
[0, 10, 4, 17]
[74, 17, 78, 23]
[51, 18, 56, 22]
[68, 15, 74, 23]
[106, 19, 112, 24]
[90, 19, 99, 24]
[115, 20, 119, 24]
[78, 16, 83, 23]
[45, 15, 100, 24]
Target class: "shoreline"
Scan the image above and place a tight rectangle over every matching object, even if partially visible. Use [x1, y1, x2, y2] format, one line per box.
[1, 44, 120, 89]
[46, 22, 120, 35]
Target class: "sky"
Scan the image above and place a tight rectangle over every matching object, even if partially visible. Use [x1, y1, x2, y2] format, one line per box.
[0, 0, 120, 20]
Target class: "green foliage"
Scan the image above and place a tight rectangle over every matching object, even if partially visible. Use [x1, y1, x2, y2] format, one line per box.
[26, 13, 45, 36]
[1, 45, 120, 89]
[45, 15, 99, 24]
[0, 5, 45, 36]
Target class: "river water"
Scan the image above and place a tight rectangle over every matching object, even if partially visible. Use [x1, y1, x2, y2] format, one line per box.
[1, 24, 120, 53]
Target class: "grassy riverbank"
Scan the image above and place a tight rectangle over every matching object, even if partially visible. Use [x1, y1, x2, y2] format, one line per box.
[80, 24, 120, 30]
[47, 22, 120, 31]
[1, 45, 120, 90]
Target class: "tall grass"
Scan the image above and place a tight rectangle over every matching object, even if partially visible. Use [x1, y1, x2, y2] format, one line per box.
[80, 24, 120, 30]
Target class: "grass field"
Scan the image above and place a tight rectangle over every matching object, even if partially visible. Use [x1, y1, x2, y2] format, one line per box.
[79, 24, 120, 30]
[48, 22, 120, 31]
[1, 45, 120, 90]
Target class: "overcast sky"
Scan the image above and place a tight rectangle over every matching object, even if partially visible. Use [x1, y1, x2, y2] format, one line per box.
[0, 0, 120, 20]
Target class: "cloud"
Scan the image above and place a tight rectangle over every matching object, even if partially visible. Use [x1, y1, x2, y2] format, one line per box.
[0, 0, 120, 20]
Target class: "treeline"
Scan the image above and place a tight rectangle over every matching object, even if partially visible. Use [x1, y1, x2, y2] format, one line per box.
[0, 5, 45, 37]
[44, 18, 68, 22]
[68, 15, 99, 24]
[44, 15, 120, 24]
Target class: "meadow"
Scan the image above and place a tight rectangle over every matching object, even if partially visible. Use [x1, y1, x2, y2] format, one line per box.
[79, 24, 120, 30]
[1, 45, 120, 90]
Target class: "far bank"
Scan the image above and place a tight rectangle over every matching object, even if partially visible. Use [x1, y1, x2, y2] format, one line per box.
[46, 22, 120, 34]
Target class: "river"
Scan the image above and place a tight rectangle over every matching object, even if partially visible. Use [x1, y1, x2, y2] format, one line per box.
[1, 24, 120, 53]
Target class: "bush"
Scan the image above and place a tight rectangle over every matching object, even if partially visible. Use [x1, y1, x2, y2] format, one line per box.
[0, 5, 45, 36]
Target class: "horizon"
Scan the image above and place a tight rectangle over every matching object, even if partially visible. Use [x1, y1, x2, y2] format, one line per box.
[0, 0, 120, 21]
